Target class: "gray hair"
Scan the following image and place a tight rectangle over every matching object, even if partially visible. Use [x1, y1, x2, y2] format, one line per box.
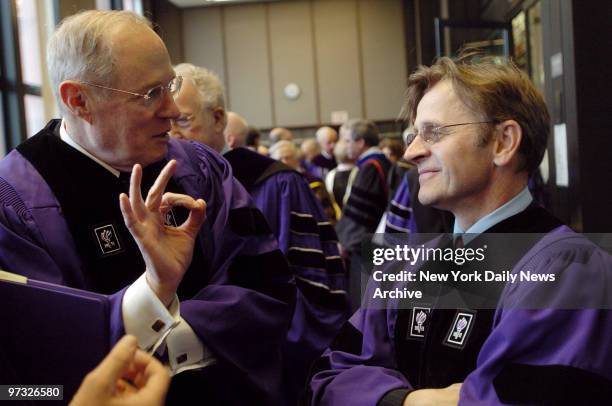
[300, 138, 320, 161]
[174, 63, 226, 114]
[269, 140, 298, 161]
[333, 138, 352, 164]
[316, 126, 337, 143]
[343, 119, 379, 147]
[47, 10, 152, 114]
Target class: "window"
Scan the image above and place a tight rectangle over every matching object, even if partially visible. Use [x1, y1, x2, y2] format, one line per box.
[16, 0, 45, 137]
[0, 0, 56, 155]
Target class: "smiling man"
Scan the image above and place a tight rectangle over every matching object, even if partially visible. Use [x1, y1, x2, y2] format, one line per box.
[0, 10, 294, 405]
[309, 56, 612, 405]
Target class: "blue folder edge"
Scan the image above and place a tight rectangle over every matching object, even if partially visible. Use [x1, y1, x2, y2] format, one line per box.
[0, 272, 111, 404]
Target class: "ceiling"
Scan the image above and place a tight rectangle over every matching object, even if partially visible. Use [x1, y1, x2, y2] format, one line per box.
[168, 0, 279, 8]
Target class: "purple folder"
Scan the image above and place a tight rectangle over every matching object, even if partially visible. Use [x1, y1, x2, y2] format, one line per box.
[0, 272, 110, 404]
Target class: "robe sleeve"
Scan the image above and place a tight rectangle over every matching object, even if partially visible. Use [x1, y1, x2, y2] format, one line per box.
[460, 234, 612, 405]
[250, 170, 350, 403]
[337, 163, 388, 254]
[309, 303, 413, 406]
[172, 141, 296, 404]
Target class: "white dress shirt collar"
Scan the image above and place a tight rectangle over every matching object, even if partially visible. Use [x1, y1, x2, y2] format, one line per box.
[59, 120, 120, 178]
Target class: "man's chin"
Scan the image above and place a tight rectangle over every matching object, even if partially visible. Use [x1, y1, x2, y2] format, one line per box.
[417, 190, 442, 209]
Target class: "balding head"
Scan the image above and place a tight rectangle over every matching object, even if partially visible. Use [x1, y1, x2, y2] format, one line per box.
[270, 140, 300, 170]
[224, 111, 249, 149]
[48, 10, 154, 115]
[269, 127, 293, 143]
[301, 138, 320, 162]
[315, 126, 338, 156]
[47, 10, 180, 171]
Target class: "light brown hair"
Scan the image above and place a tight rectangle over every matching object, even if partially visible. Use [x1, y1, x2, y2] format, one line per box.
[402, 54, 550, 175]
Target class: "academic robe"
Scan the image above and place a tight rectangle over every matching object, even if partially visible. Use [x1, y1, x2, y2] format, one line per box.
[311, 153, 337, 180]
[336, 152, 391, 255]
[309, 206, 612, 405]
[0, 120, 295, 405]
[384, 169, 453, 234]
[225, 147, 349, 405]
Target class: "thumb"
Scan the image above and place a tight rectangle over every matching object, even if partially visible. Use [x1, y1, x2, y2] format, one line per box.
[93, 335, 138, 383]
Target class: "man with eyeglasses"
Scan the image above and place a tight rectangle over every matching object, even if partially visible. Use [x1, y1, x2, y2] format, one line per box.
[0, 10, 295, 405]
[308, 56, 612, 405]
[170, 63, 349, 406]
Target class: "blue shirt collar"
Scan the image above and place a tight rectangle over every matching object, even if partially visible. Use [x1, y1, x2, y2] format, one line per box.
[453, 186, 533, 244]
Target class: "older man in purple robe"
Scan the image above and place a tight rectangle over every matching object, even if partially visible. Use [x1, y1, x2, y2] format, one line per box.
[0, 10, 295, 405]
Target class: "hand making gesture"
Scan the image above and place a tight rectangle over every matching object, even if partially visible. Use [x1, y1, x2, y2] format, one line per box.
[119, 160, 206, 306]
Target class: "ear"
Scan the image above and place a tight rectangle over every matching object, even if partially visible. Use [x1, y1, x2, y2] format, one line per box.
[59, 81, 92, 123]
[226, 133, 236, 149]
[212, 107, 227, 134]
[492, 120, 522, 168]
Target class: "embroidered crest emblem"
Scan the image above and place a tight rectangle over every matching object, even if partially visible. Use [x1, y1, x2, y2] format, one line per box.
[444, 311, 475, 348]
[93, 224, 122, 256]
[409, 306, 431, 338]
[164, 209, 178, 227]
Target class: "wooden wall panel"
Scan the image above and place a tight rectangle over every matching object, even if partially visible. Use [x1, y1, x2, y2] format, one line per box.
[359, 0, 408, 120]
[224, 4, 273, 128]
[268, 1, 318, 127]
[179, 0, 408, 128]
[182, 7, 226, 88]
[313, 0, 363, 123]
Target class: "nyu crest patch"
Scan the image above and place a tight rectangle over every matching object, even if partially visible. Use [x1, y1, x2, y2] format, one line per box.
[409, 306, 431, 338]
[93, 224, 122, 256]
[444, 310, 475, 349]
[164, 209, 178, 227]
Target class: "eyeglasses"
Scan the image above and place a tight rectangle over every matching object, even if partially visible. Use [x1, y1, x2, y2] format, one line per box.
[403, 121, 495, 145]
[79, 76, 183, 107]
[172, 113, 195, 129]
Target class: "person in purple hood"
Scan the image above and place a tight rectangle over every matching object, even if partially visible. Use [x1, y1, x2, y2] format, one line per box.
[0, 10, 295, 405]
[169, 63, 349, 405]
[309, 55, 612, 405]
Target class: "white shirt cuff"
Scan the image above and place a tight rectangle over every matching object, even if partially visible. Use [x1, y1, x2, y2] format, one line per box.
[166, 317, 217, 375]
[122, 273, 216, 374]
[122, 273, 180, 352]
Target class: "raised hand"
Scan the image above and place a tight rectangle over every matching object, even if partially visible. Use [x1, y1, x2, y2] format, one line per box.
[119, 160, 206, 306]
[70, 335, 170, 406]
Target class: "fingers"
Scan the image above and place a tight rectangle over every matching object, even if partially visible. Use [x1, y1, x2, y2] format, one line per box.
[145, 160, 177, 211]
[119, 193, 136, 230]
[161, 193, 207, 236]
[122, 349, 170, 405]
[129, 164, 146, 220]
[183, 198, 207, 236]
[92, 335, 138, 386]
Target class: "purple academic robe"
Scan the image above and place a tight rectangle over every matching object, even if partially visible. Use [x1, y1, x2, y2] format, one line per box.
[0, 121, 295, 405]
[225, 147, 349, 405]
[384, 169, 453, 235]
[310, 208, 612, 405]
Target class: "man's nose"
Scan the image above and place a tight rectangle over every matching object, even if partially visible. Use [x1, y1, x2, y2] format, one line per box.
[158, 90, 180, 120]
[403, 135, 430, 164]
